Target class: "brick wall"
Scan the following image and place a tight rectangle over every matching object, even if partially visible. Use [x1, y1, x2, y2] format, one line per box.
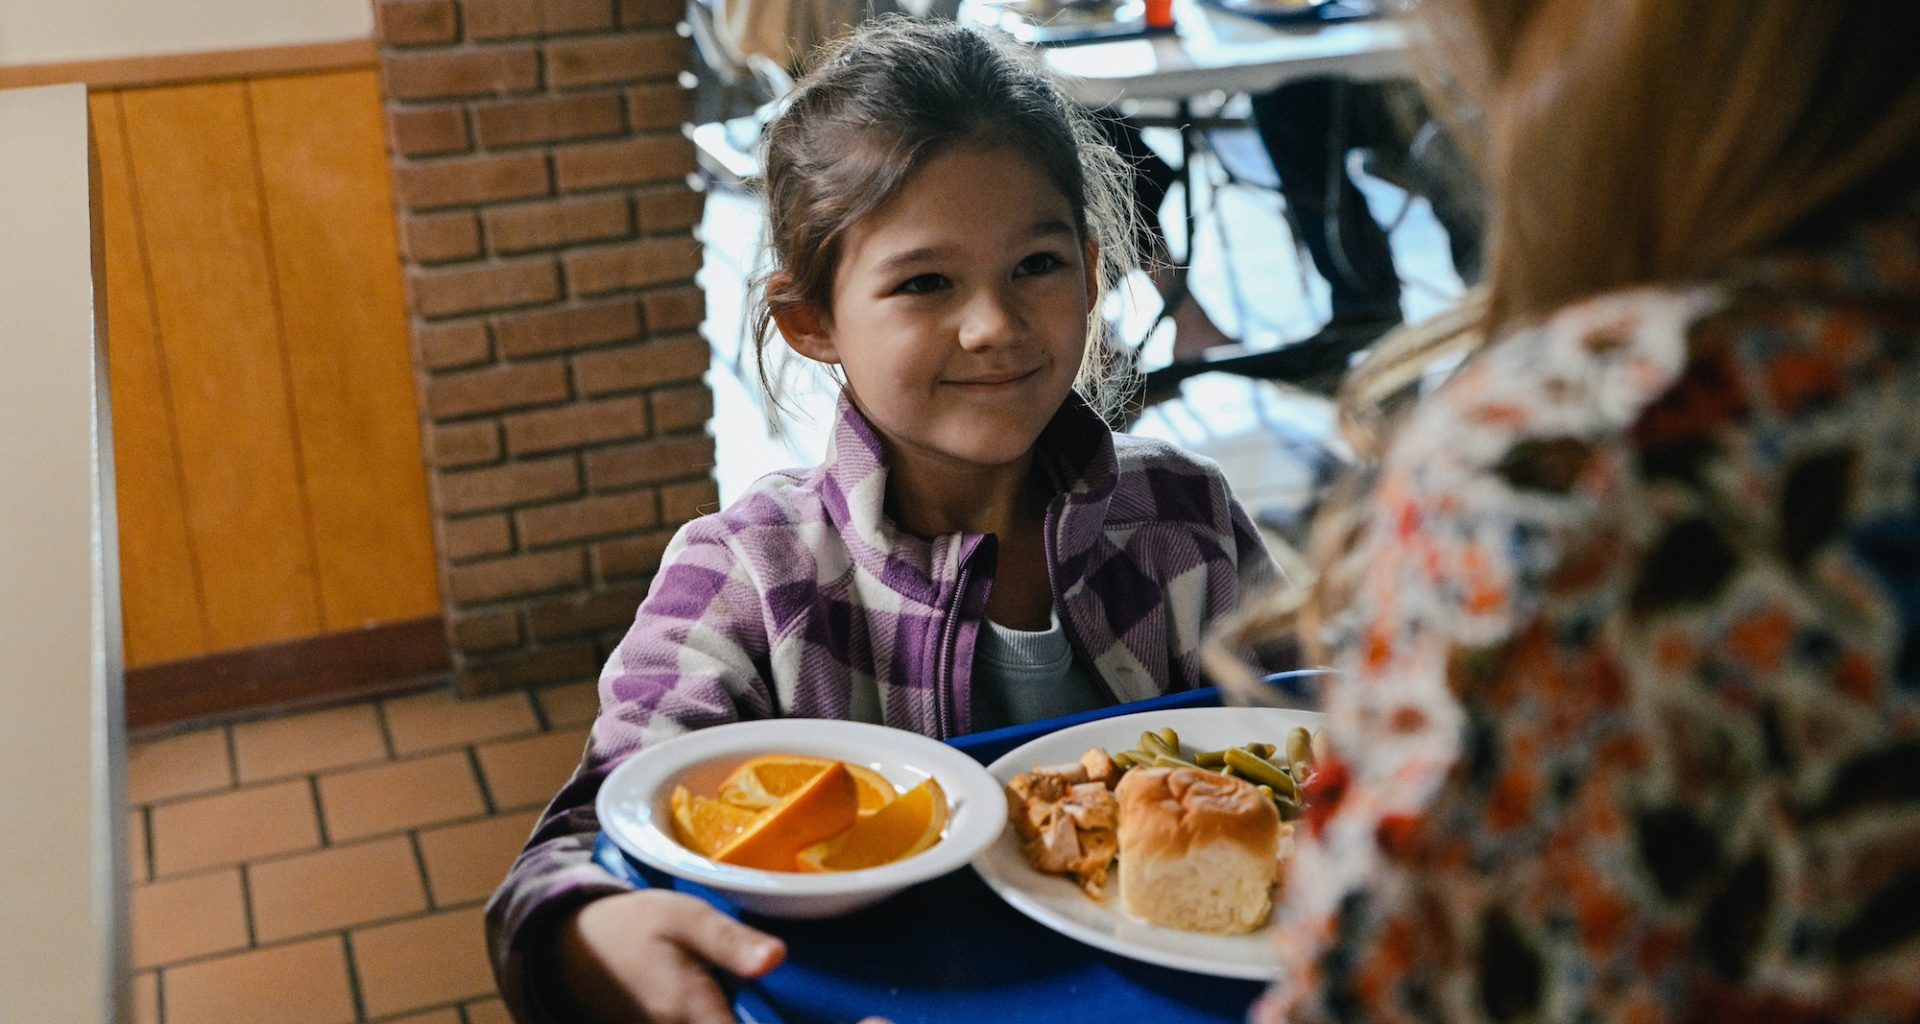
[374, 0, 718, 696]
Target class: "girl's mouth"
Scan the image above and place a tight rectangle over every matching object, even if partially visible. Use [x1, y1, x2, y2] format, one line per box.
[942, 367, 1040, 391]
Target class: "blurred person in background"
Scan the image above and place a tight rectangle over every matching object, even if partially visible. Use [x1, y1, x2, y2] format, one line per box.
[1203, 2, 1920, 1021]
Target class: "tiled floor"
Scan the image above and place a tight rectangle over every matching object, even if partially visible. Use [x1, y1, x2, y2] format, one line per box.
[124, 683, 596, 1024]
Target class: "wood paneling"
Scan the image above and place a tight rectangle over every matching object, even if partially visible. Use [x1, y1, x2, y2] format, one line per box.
[250, 71, 439, 631]
[0, 39, 376, 92]
[100, 67, 442, 678]
[91, 92, 209, 665]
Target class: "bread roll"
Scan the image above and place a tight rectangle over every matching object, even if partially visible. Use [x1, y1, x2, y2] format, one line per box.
[1116, 766, 1279, 934]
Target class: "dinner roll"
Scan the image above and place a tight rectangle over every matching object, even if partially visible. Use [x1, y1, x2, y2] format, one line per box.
[1116, 766, 1279, 934]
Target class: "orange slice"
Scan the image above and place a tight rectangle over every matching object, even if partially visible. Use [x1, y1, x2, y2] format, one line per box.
[712, 761, 860, 871]
[718, 755, 897, 815]
[670, 785, 761, 856]
[795, 777, 948, 872]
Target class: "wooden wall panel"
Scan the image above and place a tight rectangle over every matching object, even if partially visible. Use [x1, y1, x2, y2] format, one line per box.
[117, 82, 323, 652]
[249, 70, 440, 631]
[90, 92, 210, 666]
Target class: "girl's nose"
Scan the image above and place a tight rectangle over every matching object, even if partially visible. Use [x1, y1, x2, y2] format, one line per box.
[956, 288, 1022, 350]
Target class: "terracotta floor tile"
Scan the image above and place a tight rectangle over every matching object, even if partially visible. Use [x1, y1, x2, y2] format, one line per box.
[417, 811, 539, 908]
[249, 836, 428, 943]
[464, 997, 512, 1024]
[475, 727, 590, 811]
[534, 681, 599, 729]
[233, 703, 389, 783]
[350, 906, 494, 1018]
[383, 688, 538, 756]
[128, 810, 148, 884]
[318, 752, 485, 842]
[162, 936, 356, 1024]
[150, 780, 321, 877]
[132, 971, 159, 1024]
[127, 726, 232, 805]
[130, 867, 249, 969]
[380, 1010, 462, 1024]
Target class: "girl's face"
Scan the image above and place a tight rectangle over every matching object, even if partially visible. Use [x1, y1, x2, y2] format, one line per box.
[776, 143, 1098, 473]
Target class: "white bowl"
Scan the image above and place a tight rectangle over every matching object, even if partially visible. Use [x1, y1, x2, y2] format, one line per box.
[596, 719, 1007, 918]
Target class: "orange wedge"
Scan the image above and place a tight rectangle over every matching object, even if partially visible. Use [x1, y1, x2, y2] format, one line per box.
[795, 777, 948, 872]
[712, 761, 860, 871]
[670, 785, 762, 856]
[718, 755, 897, 816]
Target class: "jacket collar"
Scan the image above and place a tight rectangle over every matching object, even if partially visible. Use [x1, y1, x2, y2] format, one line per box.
[814, 390, 1120, 607]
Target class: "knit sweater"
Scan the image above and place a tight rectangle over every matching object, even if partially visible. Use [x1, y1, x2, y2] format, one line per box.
[486, 390, 1284, 1020]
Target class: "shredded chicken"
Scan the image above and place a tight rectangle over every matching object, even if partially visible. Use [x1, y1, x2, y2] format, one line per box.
[1006, 748, 1122, 897]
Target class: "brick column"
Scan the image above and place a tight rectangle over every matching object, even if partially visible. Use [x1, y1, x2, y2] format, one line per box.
[374, 0, 718, 696]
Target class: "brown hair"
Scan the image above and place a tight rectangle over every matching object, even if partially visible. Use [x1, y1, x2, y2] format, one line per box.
[747, 17, 1138, 421]
[1210, 0, 1920, 679]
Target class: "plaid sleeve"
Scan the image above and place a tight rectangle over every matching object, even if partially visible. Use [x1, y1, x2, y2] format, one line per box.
[485, 516, 777, 1022]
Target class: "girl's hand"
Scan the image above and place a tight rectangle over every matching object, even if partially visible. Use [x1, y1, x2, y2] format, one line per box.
[554, 889, 786, 1024]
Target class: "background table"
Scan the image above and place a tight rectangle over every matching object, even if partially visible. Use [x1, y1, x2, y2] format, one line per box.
[592, 685, 1311, 1024]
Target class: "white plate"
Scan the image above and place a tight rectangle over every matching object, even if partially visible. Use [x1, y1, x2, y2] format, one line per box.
[972, 705, 1323, 980]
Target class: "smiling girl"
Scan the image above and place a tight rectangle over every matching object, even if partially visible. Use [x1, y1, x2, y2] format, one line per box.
[485, 20, 1286, 1024]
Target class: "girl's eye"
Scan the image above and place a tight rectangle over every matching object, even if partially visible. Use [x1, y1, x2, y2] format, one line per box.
[894, 273, 947, 295]
[1015, 252, 1068, 277]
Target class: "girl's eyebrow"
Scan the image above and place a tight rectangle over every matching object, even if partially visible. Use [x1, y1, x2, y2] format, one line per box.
[874, 219, 1077, 272]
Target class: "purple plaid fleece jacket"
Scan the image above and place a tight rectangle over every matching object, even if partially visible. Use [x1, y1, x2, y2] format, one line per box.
[487, 392, 1284, 1019]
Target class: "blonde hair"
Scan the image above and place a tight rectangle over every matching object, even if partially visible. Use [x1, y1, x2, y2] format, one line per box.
[1209, 0, 1920, 682]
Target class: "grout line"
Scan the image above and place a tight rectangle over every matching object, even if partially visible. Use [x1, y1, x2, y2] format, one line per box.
[154, 968, 166, 1024]
[238, 864, 259, 949]
[340, 931, 370, 1024]
[526, 685, 552, 733]
[467, 746, 499, 817]
[142, 805, 158, 884]
[223, 724, 240, 788]
[374, 700, 398, 760]
[408, 830, 438, 911]
[310, 775, 333, 848]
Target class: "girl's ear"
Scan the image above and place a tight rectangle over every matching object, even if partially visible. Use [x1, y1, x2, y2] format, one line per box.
[772, 301, 840, 365]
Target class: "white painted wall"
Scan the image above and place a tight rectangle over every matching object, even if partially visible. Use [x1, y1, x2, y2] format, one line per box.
[0, 82, 128, 1024]
[0, 0, 372, 66]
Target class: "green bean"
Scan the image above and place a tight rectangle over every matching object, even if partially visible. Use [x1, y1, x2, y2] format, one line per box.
[1151, 752, 1204, 771]
[1158, 728, 1181, 754]
[1246, 742, 1277, 760]
[1111, 750, 1143, 771]
[1274, 794, 1301, 821]
[1139, 731, 1174, 758]
[1224, 747, 1298, 800]
[1286, 727, 1313, 769]
[1194, 749, 1228, 769]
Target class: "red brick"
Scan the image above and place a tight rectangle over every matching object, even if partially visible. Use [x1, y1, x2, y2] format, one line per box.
[451, 610, 522, 653]
[574, 334, 708, 395]
[484, 195, 631, 255]
[389, 106, 471, 158]
[640, 283, 704, 332]
[516, 491, 659, 547]
[394, 152, 549, 211]
[525, 587, 647, 641]
[412, 259, 561, 319]
[428, 360, 571, 420]
[384, 47, 541, 101]
[564, 238, 698, 297]
[658, 478, 720, 523]
[494, 300, 640, 358]
[429, 421, 504, 468]
[625, 83, 693, 131]
[462, 642, 599, 693]
[546, 33, 685, 89]
[503, 396, 651, 456]
[404, 212, 482, 264]
[442, 513, 514, 560]
[594, 529, 679, 580]
[416, 321, 492, 370]
[379, 0, 459, 45]
[635, 187, 704, 234]
[618, 0, 682, 28]
[553, 135, 694, 192]
[473, 93, 625, 149]
[449, 549, 585, 603]
[464, 0, 614, 40]
[649, 385, 711, 433]
[437, 456, 580, 514]
[584, 434, 715, 490]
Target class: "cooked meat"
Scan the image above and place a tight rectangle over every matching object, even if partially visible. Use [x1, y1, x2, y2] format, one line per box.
[1007, 758, 1122, 897]
[1079, 747, 1119, 788]
[1059, 782, 1118, 831]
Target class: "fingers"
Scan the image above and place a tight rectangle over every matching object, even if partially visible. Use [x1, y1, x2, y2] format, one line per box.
[668, 898, 788, 978]
[662, 946, 742, 1024]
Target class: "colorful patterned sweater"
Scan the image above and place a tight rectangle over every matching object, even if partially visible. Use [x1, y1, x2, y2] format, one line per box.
[1260, 199, 1920, 1023]
[488, 391, 1282, 1020]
